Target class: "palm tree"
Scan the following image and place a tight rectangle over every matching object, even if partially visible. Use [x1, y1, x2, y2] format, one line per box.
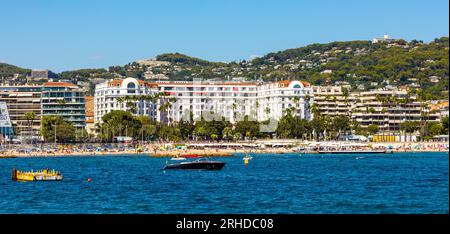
[304, 94, 311, 119]
[375, 94, 386, 140]
[24, 111, 36, 144]
[342, 89, 350, 118]
[264, 106, 271, 119]
[233, 132, 241, 142]
[310, 103, 320, 118]
[255, 100, 260, 120]
[416, 88, 429, 141]
[57, 99, 67, 114]
[157, 93, 177, 124]
[231, 101, 237, 123]
[390, 95, 399, 134]
[292, 96, 300, 117]
[116, 96, 125, 104]
[222, 127, 233, 142]
[210, 134, 219, 142]
[57, 99, 67, 106]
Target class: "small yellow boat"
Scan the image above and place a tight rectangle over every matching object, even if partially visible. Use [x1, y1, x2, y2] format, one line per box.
[12, 168, 63, 181]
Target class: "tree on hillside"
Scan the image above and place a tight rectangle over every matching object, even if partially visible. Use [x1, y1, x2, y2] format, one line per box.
[442, 116, 449, 134]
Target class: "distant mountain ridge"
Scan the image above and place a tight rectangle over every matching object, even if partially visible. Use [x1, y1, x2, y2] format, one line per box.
[1, 36, 448, 99]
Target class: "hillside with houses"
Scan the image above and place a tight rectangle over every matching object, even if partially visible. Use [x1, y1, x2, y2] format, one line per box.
[1, 36, 448, 98]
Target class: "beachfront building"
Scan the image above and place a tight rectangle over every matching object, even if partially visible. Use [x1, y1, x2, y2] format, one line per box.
[155, 79, 258, 123]
[0, 81, 85, 139]
[257, 80, 313, 121]
[156, 79, 313, 123]
[351, 89, 441, 132]
[311, 85, 355, 117]
[312, 86, 443, 133]
[84, 96, 95, 135]
[93, 78, 313, 124]
[94, 77, 158, 123]
[0, 85, 42, 137]
[41, 82, 86, 129]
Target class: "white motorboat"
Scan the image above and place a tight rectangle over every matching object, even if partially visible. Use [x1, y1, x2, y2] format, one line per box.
[243, 155, 253, 160]
[170, 157, 186, 161]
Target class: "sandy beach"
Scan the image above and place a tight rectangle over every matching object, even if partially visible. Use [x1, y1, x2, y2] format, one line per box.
[0, 141, 448, 158]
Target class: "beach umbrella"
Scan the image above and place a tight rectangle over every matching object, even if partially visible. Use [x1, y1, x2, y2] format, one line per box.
[387, 145, 393, 149]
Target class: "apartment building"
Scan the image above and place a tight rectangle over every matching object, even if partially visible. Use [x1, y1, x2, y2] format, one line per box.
[311, 85, 354, 117]
[352, 89, 441, 132]
[41, 82, 86, 129]
[0, 81, 86, 138]
[0, 85, 42, 136]
[312, 86, 442, 132]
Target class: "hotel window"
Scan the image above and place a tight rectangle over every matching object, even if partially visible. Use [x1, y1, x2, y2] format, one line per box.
[127, 83, 136, 94]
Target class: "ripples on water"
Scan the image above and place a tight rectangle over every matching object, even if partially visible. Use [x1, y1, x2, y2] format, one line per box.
[0, 152, 448, 214]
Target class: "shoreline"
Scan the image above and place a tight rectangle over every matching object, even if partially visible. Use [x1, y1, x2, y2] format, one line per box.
[0, 148, 448, 158]
[1, 141, 448, 158]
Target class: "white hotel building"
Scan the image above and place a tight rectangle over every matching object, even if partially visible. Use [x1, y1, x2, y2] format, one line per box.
[94, 78, 158, 123]
[94, 78, 313, 124]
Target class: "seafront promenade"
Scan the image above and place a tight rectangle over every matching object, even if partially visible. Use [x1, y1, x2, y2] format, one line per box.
[0, 141, 448, 158]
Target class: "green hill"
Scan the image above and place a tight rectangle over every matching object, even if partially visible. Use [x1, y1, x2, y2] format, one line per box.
[155, 53, 218, 66]
[0, 63, 31, 78]
[1, 36, 448, 99]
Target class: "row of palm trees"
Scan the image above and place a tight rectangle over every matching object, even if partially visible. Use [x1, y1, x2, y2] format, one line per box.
[116, 92, 177, 122]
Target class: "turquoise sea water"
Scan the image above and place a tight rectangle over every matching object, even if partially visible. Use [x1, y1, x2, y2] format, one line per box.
[0, 152, 448, 214]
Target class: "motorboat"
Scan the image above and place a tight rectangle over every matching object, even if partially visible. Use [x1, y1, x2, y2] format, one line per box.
[183, 154, 201, 158]
[243, 155, 253, 160]
[163, 157, 225, 170]
[170, 157, 186, 161]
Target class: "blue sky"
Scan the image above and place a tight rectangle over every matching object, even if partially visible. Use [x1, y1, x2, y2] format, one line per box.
[1, 0, 448, 72]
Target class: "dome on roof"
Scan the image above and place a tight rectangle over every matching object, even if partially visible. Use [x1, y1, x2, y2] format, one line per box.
[121, 77, 140, 89]
[289, 81, 304, 88]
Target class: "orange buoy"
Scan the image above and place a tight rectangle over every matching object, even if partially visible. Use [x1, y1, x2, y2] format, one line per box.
[87, 178, 92, 182]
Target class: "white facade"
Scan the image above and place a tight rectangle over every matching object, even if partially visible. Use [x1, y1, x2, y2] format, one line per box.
[372, 34, 396, 44]
[156, 80, 258, 123]
[94, 78, 313, 124]
[94, 78, 158, 123]
[257, 80, 312, 121]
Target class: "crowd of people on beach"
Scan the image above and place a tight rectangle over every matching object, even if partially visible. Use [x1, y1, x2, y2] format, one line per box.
[0, 140, 448, 158]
